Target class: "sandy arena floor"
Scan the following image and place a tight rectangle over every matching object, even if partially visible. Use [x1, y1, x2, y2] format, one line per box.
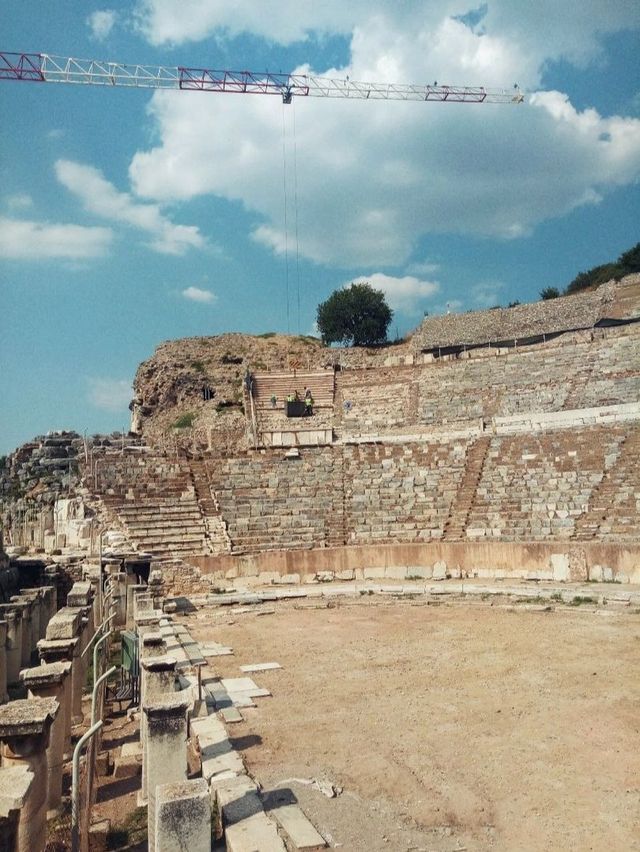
[185, 597, 640, 852]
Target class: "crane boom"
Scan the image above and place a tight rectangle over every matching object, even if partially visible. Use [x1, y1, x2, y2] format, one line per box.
[0, 51, 524, 105]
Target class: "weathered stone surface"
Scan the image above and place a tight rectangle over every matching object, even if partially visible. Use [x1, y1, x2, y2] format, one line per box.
[0, 697, 58, 736]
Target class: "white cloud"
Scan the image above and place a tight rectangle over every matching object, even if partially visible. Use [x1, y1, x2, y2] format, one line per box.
[87, 10, 117, 40]
[469, 280, 506, 308]
[350, 273, 440, 314]
[88, 378, 132, 412]
[128, 4, 640, 267]
[182, 286, 216, 303]
[4, 194, 33, 211]
[0, 217, 112, 260]
[55, 159, 205, 255]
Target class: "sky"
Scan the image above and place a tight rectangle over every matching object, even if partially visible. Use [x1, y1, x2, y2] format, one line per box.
[1, 1, 639, 454]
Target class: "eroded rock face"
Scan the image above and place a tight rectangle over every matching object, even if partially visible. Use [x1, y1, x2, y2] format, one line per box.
[131, 333, 330, 450]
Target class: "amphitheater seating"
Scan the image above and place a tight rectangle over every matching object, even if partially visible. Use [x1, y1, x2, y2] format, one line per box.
[466, 426, 629, 541]
[251, 370, 335, 410]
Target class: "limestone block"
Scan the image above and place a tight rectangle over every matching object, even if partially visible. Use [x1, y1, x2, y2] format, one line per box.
[156, 779, 211, 852]
[363, 567, 385, 580]
[406, 566, 431, 580]
[433, 561, 447, 580]
[384, 566, 407, 580]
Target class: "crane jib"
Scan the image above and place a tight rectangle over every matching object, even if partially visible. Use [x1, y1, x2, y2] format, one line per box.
[0, 51, 524, 104]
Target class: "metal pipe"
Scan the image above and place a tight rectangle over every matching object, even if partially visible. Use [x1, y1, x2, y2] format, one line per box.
[91, 665, 116, 726]
[71, 720, 103, 852]
[92, 627, 113, 688]
[81, 612, 116, 659]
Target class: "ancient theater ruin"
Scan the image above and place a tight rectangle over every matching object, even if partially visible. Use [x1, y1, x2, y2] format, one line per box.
[0, 274, 639, 850]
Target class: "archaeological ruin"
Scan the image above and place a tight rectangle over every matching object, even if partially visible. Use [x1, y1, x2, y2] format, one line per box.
[0, 274, 638, 850]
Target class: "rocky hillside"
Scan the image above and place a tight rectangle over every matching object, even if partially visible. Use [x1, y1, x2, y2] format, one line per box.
[132, 333, 336, 450]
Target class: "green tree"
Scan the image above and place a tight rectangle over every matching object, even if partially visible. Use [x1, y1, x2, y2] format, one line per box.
[565, 241, 640, 294]
[540, 286, 561, 300]
[316, 283, 393, 346]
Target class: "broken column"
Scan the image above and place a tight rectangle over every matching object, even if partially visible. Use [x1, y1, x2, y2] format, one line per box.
[139, 653, 176, 805]
[38, 637, 80, 739]
[44, 607, 84, 723]
[0, 606, 23, 688]
[10, 598, 34, 669]
[0, 621, 7, 704]
[0, 697, 58, 852]
[40, 585, 58, 635]
[143, 692, 190, 852]
[21, 661, 72, 816]
[156, 778, 211, 852]
[126, 584, 148, 630]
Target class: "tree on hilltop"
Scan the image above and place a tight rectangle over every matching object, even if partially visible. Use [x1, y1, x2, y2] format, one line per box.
[565, 241, 640, 295]
[316, 282, 393, 346]
[540, 286, 560, 300]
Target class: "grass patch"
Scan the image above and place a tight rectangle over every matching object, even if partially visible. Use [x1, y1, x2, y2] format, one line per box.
[172, 412, 196, 429]
[106, 807, 147, 850]
[190, 360, 206, 373]
[568, 595, 596, 606]
[257, 331, 277, 338]
[550, 592, 563, 602]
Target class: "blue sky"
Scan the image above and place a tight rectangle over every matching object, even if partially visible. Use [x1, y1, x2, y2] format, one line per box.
[1, 1, 639, 454]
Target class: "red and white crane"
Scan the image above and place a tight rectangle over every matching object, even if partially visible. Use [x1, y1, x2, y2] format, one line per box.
[0, 51, 524, 105]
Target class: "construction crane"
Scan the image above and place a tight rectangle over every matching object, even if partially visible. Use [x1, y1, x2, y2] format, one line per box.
[0, 51, 524, 105]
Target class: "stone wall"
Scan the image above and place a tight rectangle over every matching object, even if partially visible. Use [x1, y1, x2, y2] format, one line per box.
[336, 325, 640, 437]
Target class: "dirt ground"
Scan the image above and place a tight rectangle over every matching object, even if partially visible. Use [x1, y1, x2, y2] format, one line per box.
[185, 598, 640, 852]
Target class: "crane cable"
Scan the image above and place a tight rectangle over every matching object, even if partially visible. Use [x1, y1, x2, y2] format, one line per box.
[281, 102, 291, 334]
[292, 103, 302, 335]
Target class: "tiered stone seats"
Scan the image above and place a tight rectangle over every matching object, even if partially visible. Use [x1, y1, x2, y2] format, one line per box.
[342, 440, 470, 543]
[465, 425, 628, 541]
[573, 427, 640, 541]
[251, 370, 335, 410]
[208, 449, 335, 553]
[98, 454, 211, 559]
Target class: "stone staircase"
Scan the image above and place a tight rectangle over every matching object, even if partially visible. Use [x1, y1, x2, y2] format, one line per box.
[442, 436, 492, 540]
[572, 426, 640, 541]
[252, 370, 335, 410]
[188, 460, 232, 555]
[97, 455, 212, 560]
[327, 446, 347, 547]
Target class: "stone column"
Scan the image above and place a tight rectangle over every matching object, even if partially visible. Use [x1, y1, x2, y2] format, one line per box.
[40, 585, 58, 636]
[0, 621, 8, 704]
[126, 584, 147, 630]
[38, 637, 81, 733]
[156, 779, 211, 852]
[18, 590, 41, 648]
[45, 607, 85, 724]
[0, 607, 23, 688]
[139, 654, 176, 805]
[0, 697, 58, 852]
[143, 693, 190, 852]
[10, 599, 33, 669]
[21, 661, 72, 817]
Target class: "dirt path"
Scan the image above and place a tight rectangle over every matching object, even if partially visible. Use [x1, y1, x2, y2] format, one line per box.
[187, 599, 640, 851]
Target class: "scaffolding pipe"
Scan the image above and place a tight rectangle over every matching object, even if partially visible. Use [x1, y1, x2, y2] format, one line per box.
[91, 665, 116, 726]
[92, 627, 114, 688]
[71, 720, 103, 852]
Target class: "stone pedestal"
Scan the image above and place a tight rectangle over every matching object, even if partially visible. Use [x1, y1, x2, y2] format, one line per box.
[156, 779, 211, 852]
[0, 765, 34, 852]
[0, 621, 8, 703]
[143, 693, 190, 852]
[0, 697, 58, 852]
[139, 654, 176, 805]
[21, 661, 72, 816]
[0, 607, 22, 687]
[38, 636, 81, 729]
